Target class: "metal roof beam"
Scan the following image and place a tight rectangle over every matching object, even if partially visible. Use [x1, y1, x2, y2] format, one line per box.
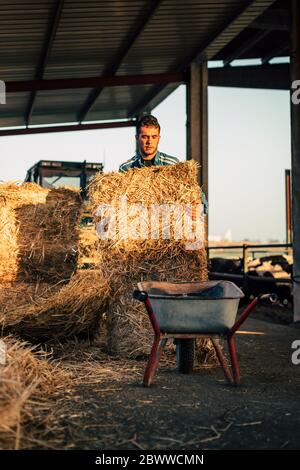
[25, 0, 65, 127]
[128, 0, 275, 117]
[128, 84, 166, 118]
[77, 0, 162, 123]
[261, 41, 289, 64]
[250, 8, 288, 31]
[6, 73, 186, 93]
[223, 29, 270, 66]
[191, 1, 275, 64]
[128, 62, 290, 116]
[0, 120, 136, 137]
[209, 63, 289, 89]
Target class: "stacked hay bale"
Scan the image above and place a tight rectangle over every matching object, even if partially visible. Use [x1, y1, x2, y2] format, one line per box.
[0, 204, 19, 283]
[0, 183, 109, 342]
[0, 183, 82, 283]
[89, 161, 209, 358]
[0, 337, 72, 449]
[77, 225, 101, 267]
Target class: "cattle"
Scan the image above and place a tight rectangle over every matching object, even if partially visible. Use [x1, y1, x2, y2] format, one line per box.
[209, 257, 243, 275]
[209, 254, 292, 306]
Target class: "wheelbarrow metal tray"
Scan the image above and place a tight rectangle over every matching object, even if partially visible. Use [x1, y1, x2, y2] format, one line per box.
[138, 280, 244, 334]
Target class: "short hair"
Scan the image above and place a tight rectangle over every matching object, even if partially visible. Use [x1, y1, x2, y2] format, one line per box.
[136, 114, 160, 135]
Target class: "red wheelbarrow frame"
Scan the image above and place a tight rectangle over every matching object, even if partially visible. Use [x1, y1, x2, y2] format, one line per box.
[133, 290, 277, 387]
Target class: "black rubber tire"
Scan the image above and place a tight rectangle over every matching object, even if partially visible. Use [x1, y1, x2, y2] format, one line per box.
[176, 339, 195, 374]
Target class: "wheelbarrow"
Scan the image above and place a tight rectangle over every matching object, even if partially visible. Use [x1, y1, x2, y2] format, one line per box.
[133, 280, 277, 387]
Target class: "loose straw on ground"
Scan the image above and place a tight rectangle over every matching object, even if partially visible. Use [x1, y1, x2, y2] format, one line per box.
[0, 336, 72, 450]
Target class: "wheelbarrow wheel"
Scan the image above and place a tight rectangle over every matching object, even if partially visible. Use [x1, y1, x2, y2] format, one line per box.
[176, 339, 195, 374]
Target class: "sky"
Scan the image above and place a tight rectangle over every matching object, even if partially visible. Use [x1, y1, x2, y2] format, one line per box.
[0, 84, 291, 242]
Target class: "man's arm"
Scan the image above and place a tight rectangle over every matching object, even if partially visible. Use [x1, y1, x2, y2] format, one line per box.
[159, 153, 180, 165]
[119, 163, 127, 173]
[119, 157, 136, 173]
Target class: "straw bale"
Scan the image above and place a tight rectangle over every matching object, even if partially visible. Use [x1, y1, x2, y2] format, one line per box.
[77, 225, 101, 267]
[0, 183, 82, 283]
[89, 161, 211, 358]
[0, 270, 109, 341]
[0, 205, 19, 283]
[0, 281, 60, 323]
[0, 336, 71, 449]
[89, 160, 204, 254]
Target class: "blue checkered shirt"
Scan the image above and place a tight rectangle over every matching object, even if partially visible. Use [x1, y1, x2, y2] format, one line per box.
[119, 151, 179, 172]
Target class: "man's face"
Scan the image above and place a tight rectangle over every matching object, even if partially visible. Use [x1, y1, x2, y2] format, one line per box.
[136, 125, 160, 159]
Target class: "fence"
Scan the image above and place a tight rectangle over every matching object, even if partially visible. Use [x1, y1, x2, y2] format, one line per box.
[207, 243, 293, 291]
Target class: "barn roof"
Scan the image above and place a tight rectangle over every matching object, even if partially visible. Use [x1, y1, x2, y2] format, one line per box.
[0, 0, 288, 133]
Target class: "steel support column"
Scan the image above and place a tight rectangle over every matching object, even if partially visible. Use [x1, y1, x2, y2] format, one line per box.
[186, 60, 209, 242]
[290, 0, 300, 321]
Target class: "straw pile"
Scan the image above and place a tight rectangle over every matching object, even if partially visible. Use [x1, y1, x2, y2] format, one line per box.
[77, 225, 101, 267]
[0, 270, 109, 341]
[0, 205, 19, 283]
[0, 183, 82, 283]
[89, 161, 209, 358]
[0, 183, 109, 342]
[0, 336, 72, 449]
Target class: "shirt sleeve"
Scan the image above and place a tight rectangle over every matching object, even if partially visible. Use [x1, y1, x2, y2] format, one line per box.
[119, 162, 129, 172]
[202, 191, 208, 215]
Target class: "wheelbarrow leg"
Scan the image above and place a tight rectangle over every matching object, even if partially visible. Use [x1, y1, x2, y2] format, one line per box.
[227, 336, 240, 386]
[143, 338, 167, 387]
[210, 337, 234, 385]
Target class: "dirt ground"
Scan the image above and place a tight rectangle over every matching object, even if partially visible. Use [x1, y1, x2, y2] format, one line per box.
[24, 305, 300, 451]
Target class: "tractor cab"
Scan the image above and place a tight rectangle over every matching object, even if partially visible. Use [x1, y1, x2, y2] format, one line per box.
[25, 160, 103, 200]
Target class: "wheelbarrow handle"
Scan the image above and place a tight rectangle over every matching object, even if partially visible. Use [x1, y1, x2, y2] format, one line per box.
[132, 290, 161, 336]
[228, 292, 278, 337]
[133, 290, 148, 302]
[258, 293, 278, 304]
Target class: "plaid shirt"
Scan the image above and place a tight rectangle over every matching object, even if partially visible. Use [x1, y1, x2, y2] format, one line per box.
[119, 151, 208, 214]
[119, 151, 179, 172]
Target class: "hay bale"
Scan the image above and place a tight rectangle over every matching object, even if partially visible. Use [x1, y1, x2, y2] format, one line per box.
[0, 281, 61, 337]
[0, 270, 109, 341]
[0, 183, 82, 283]
[0, 336, 71, 449]
[89, 161, 210, 358]
[0, 206, 19, 283]
[77, 225, 101, 267]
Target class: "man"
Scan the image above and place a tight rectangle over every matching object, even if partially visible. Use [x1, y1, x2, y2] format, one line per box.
[119, 114, 208, 214]
[119, 114, 179, 172]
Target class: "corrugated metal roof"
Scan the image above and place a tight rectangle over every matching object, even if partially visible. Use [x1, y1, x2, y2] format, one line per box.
[0, 0, 279, 130]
